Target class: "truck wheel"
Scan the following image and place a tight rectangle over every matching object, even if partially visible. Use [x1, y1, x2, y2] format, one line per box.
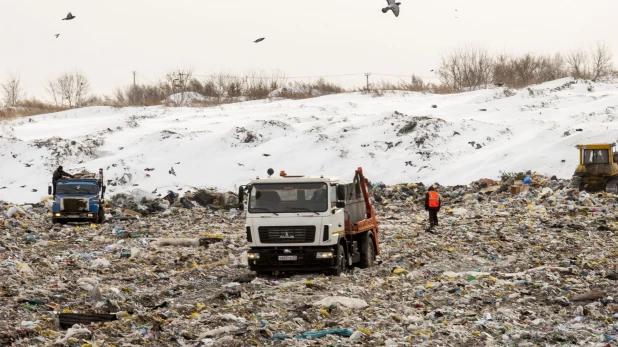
[360, 237, 375, 268]
[332, 244, 346, 276]
[52, 218, 59, 225]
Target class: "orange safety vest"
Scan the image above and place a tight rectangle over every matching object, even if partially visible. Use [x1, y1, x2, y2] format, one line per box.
[428, 191, 440, 208]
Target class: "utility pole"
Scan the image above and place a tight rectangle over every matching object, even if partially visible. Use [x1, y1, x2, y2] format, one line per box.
[365, 73, 371, 91]
[132, 71, 136, 88]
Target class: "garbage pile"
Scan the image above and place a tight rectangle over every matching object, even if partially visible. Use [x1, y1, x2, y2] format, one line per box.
[110, 188, 239, 217]
[2, 172, 618, 346]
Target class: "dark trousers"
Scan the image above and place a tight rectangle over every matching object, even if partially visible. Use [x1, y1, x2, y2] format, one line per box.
[52, 181, 57, 197]
[428, 209, 439, 226]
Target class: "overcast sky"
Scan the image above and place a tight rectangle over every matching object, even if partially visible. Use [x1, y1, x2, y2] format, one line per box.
[1, 0, 617, 98]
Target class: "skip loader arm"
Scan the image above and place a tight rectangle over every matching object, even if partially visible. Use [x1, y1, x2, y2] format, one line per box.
[355, 167, 380, 254]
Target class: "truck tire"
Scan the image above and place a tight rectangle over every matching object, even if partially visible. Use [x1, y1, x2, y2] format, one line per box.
[52, 218, 60, 225]
[332, 244, 346, 276]
[360, 237, 375, 268]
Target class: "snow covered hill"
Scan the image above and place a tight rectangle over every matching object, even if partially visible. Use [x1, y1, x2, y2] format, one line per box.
[2, 78, 618, 203]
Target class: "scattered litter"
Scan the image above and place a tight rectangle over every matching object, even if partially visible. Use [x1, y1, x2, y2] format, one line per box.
[0, 172, 618, 345]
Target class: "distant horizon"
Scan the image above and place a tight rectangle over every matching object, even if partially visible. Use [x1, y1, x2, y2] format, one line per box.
[2, 0, 617, 99]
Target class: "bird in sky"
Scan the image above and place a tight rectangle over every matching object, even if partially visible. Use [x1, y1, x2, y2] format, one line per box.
[382, 0, 401, 17]
[62, 12, 76, 20]
[55, 34, 60, 38]
[254, 38, 265, 43]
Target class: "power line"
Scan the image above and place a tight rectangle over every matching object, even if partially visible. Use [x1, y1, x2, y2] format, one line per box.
[192, 72, 366, 79]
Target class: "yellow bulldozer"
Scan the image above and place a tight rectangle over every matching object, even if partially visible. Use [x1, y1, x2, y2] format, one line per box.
[570, 143, 618, 192]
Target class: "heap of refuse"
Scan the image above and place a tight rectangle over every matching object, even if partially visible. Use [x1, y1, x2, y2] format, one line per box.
[2, 172, 618, 346]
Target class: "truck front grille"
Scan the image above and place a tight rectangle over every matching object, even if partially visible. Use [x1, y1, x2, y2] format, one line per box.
[258, 226, 316, 244]
[62, 198, 89, 212]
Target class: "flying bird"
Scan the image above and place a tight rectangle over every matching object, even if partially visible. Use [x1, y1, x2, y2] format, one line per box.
[62, 12, 76, 20]
[169, 167, 176, 176]
[263, 154, 271, 157]
[237, 163, 244, 166]
[382, 0, 401, 17]
[55, 34, 60, 38]
[254, 38, 265, 43]
[152, 188, 157, 194]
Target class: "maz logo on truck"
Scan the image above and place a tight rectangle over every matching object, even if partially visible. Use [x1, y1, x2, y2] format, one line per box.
[280, 232, 295, 239]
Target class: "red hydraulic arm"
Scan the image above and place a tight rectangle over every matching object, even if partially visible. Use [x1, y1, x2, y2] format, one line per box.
[355, 167, 380, 254]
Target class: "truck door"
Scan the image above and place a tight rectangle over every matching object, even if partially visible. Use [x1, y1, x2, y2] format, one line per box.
[320, 185, 344, 245]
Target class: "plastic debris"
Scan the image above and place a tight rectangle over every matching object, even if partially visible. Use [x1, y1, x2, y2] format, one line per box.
[295, 328, 354, 339]
[0, 172, 618, 345]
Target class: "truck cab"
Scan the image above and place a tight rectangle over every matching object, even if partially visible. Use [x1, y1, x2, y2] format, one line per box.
[50, 169, 106, 224]
[240, 168, 379, 275]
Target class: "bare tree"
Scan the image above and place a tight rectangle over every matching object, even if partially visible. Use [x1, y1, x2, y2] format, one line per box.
[438, 50, 463, 92]
[567, 49, 590, 79]
[164, 67, 194, 106]
[590, 43, 614, 81]
[512, 53, 541, 87]
[245, 70, 287, 100]
[46, 71, 91, 108]
[57, 73, 76, 107]
[493, 54, 510, 86]
[46, 79, 62, 107]
[213, 72, 245, 99]
[1, 73, 23, 107]
[439, 46, 493, 92]
[74, 72, 91, 107]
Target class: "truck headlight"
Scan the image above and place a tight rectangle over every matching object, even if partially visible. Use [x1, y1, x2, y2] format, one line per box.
[54, 213, 61, 217]
[316, 252, 334, 259]
[88, 214, 94, 217]
[247, 253, 260, 259]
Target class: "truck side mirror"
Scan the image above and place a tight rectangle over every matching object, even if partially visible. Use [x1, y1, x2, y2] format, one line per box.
[48, 186, 52, 195]
[336, 184, 346, 201]
[336, 201, 346, 208]
[238, 186, 245, 211]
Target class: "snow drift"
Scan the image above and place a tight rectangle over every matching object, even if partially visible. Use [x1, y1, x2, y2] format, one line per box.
[2, 78, 618, 203]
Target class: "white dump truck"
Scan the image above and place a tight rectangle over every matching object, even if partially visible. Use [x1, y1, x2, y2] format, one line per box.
[238, 167, 380, 275]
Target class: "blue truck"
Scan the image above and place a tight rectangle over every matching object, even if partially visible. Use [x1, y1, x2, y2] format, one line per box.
[49, 168, 106, 224]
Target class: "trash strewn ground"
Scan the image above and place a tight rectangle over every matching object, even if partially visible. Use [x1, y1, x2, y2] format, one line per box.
[2, 172, 618, 346]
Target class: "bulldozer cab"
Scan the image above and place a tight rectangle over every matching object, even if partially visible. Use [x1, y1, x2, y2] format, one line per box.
[572, 143, 618, 192]
[577, 143, 617, 166]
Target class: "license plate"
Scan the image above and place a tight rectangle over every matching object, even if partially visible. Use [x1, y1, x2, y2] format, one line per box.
[68, 215, 80, 218]
[278, 256, 297, 261]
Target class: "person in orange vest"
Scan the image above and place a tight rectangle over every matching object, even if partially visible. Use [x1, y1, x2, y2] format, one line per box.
[424, 186, 441, 228]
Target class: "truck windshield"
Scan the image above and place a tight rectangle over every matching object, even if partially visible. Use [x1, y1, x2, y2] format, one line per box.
[249, 183, 328, 213]
[57, 184, 99, 195]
